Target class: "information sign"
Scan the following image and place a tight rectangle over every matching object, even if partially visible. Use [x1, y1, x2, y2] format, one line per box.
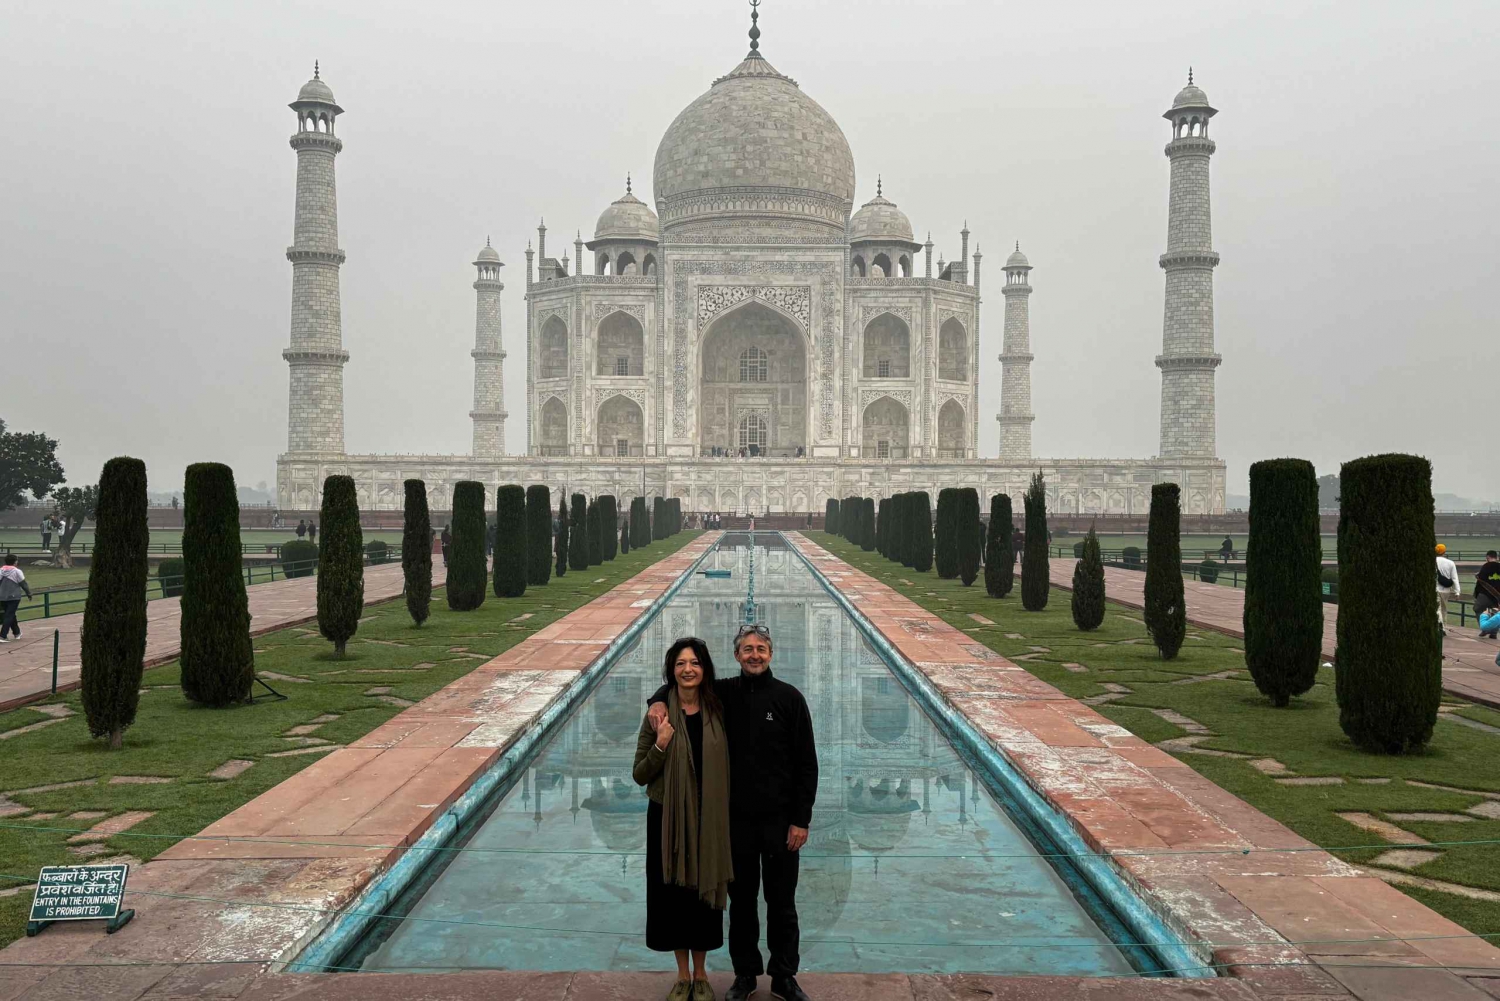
[27, 864, 134, 936]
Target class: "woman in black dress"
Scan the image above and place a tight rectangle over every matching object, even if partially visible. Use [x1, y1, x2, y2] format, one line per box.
[633, 637, 733, 1001]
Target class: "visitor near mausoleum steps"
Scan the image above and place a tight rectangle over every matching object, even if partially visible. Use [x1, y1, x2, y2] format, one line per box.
[647, 624, 818, 1001]
[0, 554, 33, 643]
[1436, 544, 1461, 633]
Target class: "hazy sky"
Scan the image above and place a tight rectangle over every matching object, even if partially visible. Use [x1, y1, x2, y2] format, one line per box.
[4, 0, 1497, 500]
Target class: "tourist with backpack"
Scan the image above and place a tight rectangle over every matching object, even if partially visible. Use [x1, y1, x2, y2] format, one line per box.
[1436, 544, 1461, 634]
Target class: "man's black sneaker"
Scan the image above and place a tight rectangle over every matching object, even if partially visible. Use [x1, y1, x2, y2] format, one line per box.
[770, 976, 810, 1001]
[725, 975, 757, 1001]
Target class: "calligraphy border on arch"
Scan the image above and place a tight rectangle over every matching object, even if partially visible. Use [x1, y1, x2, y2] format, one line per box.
[696, 285, 812, 331]
[592, 302, 648, 325]
[672, 263, 839, 441]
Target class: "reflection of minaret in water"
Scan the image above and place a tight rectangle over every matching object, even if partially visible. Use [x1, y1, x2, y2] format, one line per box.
[534, 769, 543, 830]
[570, 774, 579, 823]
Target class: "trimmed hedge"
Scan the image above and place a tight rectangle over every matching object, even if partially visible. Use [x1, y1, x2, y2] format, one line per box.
[365, 540, 390, 565]
[317, 474, 365, 656]
[179, 462, 254, 706]
[526, 485, 552, 585]
[279, 540, 318, 578]
[935, 488, 959, 579]
[447, 481, 488, 611]
[631, 496, 648, 550]
[1244, 458, 1323, 707]
[555, 495, 570, 577]
[910, 491, 933, 574]
[402, 479, 432, 626]
[620, 519, 630, 555]
[1021, 473, 1049, 611]
[876, 497, 890, 558]
[586, 497, 602, 566]
[80, 456, 149, 749]
[826, 498, 840, 536]
[985, 494, 1014, 598]
[600, 495, 618, 561]
[861, 497, 877, 552]
[1071, 526, 1106, 631]
[1122, 546, 1142, 567]
[157, 558, 186, 597]
[956, 488, 981, 586]
[1144, 483, 1185, 659]
[570, 494, 589, 570]
[1336, 454, 1440, 753]
[493, 484, 527, 598]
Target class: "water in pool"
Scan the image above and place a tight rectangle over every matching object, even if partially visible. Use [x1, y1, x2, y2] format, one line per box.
[350, 536, 1135, 975]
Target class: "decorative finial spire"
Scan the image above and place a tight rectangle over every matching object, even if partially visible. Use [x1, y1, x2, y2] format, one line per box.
[748, 0, 761, 53]
[1016, 240, 1020, 251]
[1188, 66, 1193, 85]
[877, 175, 882, 197]
[626, 173, 632, 195]
[314, 60, 320, 80]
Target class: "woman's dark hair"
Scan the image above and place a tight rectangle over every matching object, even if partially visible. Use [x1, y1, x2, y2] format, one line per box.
[663, 636, 721, 718]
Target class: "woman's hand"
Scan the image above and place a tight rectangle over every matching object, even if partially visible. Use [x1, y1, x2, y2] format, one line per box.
[655, 718, 675, 750]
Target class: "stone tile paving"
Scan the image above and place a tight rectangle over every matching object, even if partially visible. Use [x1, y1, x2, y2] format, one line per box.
[1042, 558, 1500, 711]
[0, 533, 720, 999]
[781, 533, 1500, 1001]
[0, 562, 446, 712]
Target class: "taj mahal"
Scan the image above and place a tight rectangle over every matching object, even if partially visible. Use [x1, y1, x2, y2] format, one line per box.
[275, 8, 1227, 515]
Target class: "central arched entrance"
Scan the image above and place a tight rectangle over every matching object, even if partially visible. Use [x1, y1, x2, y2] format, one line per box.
[698, 300, 807, 456]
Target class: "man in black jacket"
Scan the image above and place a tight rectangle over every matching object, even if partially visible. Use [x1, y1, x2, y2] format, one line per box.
[647, 623, 818, 1001]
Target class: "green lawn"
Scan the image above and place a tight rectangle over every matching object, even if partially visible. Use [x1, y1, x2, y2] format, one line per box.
[810, 532, 1500, 939]
[0, 531, 701, 947]
[0, 528, 407, 552]
[1066, 534, 1500, 562]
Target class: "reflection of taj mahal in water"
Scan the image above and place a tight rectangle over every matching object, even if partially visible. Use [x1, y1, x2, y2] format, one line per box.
[275, 7, 1227, 515]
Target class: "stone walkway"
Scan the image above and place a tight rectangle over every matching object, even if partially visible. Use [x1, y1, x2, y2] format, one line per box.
[1042, 558, 1500, 710]
[0, 563, 443, 712]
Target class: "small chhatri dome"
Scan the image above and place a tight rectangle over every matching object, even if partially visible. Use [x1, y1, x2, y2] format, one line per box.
[593, 176, 661, 242]
[296, 61, 338, 105]
[476, 236, 501, 264]
[1171, 67, 1210, 109]
[1005, 242, 1030, 269]
[848, 177, 915, 244]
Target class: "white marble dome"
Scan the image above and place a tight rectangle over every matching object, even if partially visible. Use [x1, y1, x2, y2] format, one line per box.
[849, 189, 913, 244]
[296, 75, 337, 106]
[593, 186, 660, 242]
[653, 50, 855, 234]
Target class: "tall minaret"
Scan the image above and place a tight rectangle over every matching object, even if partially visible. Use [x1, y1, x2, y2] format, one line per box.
[470, 239, 507, 457]
[282, 64, 349, 455]
[1156, 70, 1222, 458]
[997, 243, 1035, 460]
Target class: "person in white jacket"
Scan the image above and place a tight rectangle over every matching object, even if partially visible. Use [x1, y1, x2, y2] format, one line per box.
[1436, 543, 1461, 633]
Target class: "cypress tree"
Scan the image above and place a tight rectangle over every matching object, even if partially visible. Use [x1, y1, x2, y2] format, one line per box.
[80, 456, 148, 749]
[447, 481, 487, 611]
[851, 497, 866, 547]
[555, 496, 569, 577]
[525, 485, 552, 585]
[493, 484, 527, 598]
[861, 497, 877, 552]
[1021, 473, 1050, 611]
[1144, 483, 1186, 659]
[846, 496, 860, 540]
[1244, 459, 1323, 707]
[985, 494, 1015, 598]
[909, 491, 933, 573]
[569, 493, 589, 570]
[957, 488, 981, 586]
[892, 493, 908, 566]
[631, 496, 648, 549]
[876, 498, 889, 557]
[1336, 454, 1441, 753]
[620, 519, 630, 555]
[1071, 526, 1106, 630]
[826, 498, 840, 536]
[317, 474, 364, 656]
[179, 462, 254, 706]
[587, 497, 603, 565]
[600, 495, 618, 560]
[402, 480, 432, 626]
[935, 488, 959, 578]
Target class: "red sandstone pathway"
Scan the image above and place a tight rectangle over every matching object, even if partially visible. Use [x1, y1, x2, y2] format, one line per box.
[0, 562, 443, 712]
[1043, 558, 1500, 710]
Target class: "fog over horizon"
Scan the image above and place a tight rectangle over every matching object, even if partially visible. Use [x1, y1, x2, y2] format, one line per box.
[3, 0, 1497, 504]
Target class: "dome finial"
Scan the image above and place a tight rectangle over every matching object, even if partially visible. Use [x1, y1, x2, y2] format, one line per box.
[877, 174, 882, 197]
[748, 0, 761, 53]
[314, 60, 320, 80]
[1016, 240, 1020, 251]
[1188, 66, 1193, 85]
[486, 235, 491, 248]
[626, 172, 632, 195]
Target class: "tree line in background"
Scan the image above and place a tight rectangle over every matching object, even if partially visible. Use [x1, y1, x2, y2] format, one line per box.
[817, 452, 1442, 757]
[68, 465, 688, 751]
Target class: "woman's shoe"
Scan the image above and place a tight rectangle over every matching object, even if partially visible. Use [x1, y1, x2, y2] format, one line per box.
[667, 980, 693, 1001]
[692, 979, 717, 1001]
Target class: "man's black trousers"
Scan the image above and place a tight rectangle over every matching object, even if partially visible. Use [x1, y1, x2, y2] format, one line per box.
[728, 817, 801, 979]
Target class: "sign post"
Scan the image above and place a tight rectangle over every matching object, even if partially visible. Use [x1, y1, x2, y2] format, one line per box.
[27, 864, 133, 936]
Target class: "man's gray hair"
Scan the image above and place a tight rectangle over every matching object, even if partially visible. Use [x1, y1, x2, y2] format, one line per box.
[734, 623, 773, 652]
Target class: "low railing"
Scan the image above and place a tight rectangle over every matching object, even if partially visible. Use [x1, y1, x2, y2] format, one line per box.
[14, 547, 400, 623]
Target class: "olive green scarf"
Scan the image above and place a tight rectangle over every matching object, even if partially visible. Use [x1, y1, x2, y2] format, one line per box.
[660, 687, 733, 909]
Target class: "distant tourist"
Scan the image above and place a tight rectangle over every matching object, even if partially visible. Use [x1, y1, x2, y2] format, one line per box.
[632, 637, 732, 1001]
[440, 524, 452, 567]
[307, 522, 317, 544]
[1475, 550, 1500, 625]
[1480, 606, 1500, 641]
[646, 624, 819, 1001]
[39, 516, 51, 552]
[0, 554, 33, 643]
[296, 519, 307, 539]
[1219, 536, 1234, 561]
[485, 521, 496, 558]
[1436, 544, 1461, 634]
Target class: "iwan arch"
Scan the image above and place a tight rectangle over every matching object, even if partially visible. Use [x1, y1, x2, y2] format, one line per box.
[275, 15, 1227, 515]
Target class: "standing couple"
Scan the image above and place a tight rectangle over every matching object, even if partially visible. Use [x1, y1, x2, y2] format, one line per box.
[632, 624, 818, 1001]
